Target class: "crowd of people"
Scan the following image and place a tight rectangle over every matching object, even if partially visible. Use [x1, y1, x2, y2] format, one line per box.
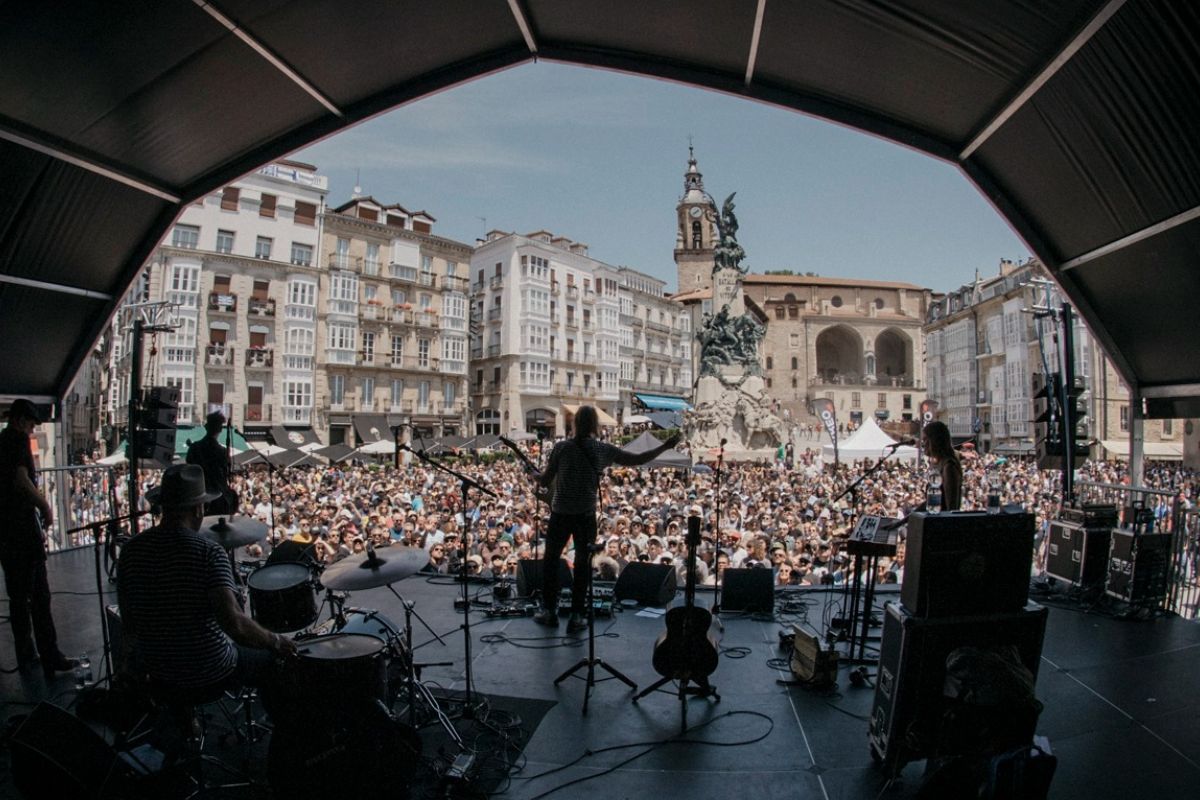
[49, 435, 1197, 595]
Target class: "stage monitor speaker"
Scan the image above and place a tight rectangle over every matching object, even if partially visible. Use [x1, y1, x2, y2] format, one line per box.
[7, 701, 142, 799]
[1106, 530, 1172, 605]
[516, 558, 572, 599]
[720, 567, 774, 614]
[902, 511, 1034, 618]
[1045, 519, 1111, 587]
[869, 601, 1048, 777]
[614, 561, 677, 607]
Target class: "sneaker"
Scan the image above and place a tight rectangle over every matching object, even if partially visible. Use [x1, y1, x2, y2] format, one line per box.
[566, 614, 587, 634]
[532, 608, 559, 626]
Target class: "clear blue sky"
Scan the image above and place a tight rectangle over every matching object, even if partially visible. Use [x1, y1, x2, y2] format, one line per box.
[296, 63, 1029, 294]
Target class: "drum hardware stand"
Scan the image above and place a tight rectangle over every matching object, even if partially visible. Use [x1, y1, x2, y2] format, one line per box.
[397, 600, 463, 748]
[710, 438, 726, 631]
[67, 510, 153, 684]
[555, 544, 636, 715]
[401, 443, 497, 718]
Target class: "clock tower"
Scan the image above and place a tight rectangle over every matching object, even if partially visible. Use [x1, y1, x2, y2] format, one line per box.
[674, 146, 717, 293]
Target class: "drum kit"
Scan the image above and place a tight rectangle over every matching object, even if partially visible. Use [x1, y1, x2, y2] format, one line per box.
[199, 515, 463, 789]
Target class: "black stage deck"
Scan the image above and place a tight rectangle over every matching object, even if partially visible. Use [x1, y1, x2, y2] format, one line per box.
[2, 547, 1199, 799]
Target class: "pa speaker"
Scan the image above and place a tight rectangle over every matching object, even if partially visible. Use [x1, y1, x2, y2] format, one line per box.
[614, 561, 677, 606]
[720, 568, 774, 614]
[516, 558, 572, 598]
[8, 701, 142, 799]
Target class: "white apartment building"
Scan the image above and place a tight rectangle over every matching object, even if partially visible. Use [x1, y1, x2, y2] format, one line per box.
[105, 160, 328, 445]
[470, 231, 691, 437]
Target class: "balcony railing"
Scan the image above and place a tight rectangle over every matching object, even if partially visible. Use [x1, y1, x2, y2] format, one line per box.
[566, 285, 579, 299]
[363, 260, 381, 276]
[489, 275, 504, 289]
[245, 347, 274, 368]
[809, 373, 921, 389]
[413, 311, 439, 328]
[328, 253, 362, 272]
[565, 318, 579, 330]
[243, 403, 271, 422]
[285, 304, 315, 322]
[582, 320, 593, 331]
[208, 292, 237, 312]
[248, 298, 276, 316]
[582, 289, 597, 303]
[487, 307, 503, 321]
[206, 343, 233, 366]
[646, 320, 670, 333]
[419, 272, 435, 287]
[441, 275, 469, 292]
[486, 343, 501, 357]
[361, 304, 383, 321]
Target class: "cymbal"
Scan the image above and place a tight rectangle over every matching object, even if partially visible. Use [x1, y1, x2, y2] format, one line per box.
[201, 515, 269, 549]
[321, 547, 429, 591]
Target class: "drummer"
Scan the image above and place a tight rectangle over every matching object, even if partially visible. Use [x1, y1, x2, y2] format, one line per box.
[117, 464, 296, 693]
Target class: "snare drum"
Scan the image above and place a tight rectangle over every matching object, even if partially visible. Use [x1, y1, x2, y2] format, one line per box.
[247, 562, 317, 632]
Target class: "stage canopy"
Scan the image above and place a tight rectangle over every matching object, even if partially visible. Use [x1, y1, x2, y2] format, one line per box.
[2, 2, 1198, 418]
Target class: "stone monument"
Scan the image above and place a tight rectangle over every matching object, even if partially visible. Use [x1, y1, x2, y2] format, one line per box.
[685, 194, 787, 460]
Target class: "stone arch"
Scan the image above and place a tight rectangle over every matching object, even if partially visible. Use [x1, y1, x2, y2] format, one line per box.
[815, 325, 864, 383]
[875, 328, 913, 383]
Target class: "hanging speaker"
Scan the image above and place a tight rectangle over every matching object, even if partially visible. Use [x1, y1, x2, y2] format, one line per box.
[7, 702, 142, 799]
[614, 561, 677, 606]
[720, 568, 775, 614]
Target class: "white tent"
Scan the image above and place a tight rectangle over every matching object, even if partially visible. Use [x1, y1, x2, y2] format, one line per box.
[95, 450, 126, 466]
[358, 439, 396, 455]
[821, 417, 918, 463]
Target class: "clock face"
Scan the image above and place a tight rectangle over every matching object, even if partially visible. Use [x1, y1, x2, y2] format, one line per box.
[689, 206, 702, 218]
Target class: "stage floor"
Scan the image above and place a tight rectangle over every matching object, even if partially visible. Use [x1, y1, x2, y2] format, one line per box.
[2, 547, 1200, 799]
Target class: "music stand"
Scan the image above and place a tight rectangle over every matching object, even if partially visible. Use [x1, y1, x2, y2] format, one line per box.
[554, 543, 636, 714]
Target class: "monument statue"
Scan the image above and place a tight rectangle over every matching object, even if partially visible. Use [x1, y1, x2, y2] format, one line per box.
[687, 187, 788, 460]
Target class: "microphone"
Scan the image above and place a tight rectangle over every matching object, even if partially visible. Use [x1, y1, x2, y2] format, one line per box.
[887, 438, 917, 448]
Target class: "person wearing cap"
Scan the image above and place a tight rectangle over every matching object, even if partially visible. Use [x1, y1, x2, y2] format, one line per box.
[117, 464, 295, 694]
[0, 399, 76, 678]
[185, 410, 236, 516]
[527, 406, 681, 632]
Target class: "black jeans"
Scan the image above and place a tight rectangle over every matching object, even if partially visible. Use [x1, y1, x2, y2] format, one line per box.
[543, 512, 596, 615]
[0, 554, 60, 663]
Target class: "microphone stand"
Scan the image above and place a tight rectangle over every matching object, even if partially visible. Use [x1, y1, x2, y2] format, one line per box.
[239, 448, 278, 545]
[711, 439, 726, 616]
[401, 442, 496, 717]
[67, 509, 154, 682]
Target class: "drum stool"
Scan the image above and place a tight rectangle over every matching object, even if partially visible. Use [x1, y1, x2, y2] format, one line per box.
[148, 681, 255, 797]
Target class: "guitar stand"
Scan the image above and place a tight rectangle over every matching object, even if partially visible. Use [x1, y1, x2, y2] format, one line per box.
[554, 547, 637, 715]
[633, 675, 720, 735]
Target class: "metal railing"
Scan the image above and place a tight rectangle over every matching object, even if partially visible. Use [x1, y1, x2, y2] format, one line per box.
[41, 464, 122, 551]
[1074, 481, 1197, 618]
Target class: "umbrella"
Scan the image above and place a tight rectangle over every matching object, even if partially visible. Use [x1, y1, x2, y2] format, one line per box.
[358, 439, 396, 455]
[314, 444, 356, 463]
[691, 463, 713, 474]
[646, 410, 683, 429]
[285, 454, 324, 468]
[626, 414, 652, 425]
[96, 449, 127, 466]
[506, 430, 537, 442]
[266, 449, 306, 468]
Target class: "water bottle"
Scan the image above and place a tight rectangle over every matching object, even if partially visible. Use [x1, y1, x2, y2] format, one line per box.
[74, 652, 93, 691]
[987, 473, 1003, 514]
[926, 472, 943, 515]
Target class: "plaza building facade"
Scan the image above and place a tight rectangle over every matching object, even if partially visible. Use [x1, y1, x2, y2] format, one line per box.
[104, 160, 329, 445]
[315, 197, 472, 445]
[470, 230, 691, 438]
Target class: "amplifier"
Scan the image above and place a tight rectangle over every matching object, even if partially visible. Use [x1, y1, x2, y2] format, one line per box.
[869, 601, 1048, 777]
[1045, 519, 1111, 587]
[1106, 530, 1172, 605]
[901, 511, 1034, 617]
[790, 626, 838, 685]
[1061, 503, 1118, 527]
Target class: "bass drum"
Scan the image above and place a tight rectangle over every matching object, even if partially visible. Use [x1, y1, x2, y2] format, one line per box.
[268, 698, 421, 800]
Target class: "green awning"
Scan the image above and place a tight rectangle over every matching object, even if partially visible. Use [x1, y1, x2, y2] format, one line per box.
[174, 425, 250, 456]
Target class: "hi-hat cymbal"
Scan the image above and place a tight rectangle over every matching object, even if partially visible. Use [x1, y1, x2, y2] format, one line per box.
[321, 547, 429, 591]
[201, 515, 269, 549]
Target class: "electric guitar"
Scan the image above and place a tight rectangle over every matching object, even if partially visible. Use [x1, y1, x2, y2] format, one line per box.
[498, 436, 552, 506]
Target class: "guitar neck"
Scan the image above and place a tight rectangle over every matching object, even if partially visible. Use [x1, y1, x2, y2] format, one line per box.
[499, 436, 536, 471]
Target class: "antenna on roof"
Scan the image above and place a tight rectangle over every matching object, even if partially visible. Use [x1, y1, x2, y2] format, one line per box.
[352, 168, 363, 199]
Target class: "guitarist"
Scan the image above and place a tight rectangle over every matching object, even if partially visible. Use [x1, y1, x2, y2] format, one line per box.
[529, 406, 681, 632]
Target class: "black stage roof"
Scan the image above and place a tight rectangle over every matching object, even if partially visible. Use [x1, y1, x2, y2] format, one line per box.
[2, 1, 1197, 414]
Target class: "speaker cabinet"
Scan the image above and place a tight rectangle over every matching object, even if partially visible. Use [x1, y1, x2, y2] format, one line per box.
[516, 558, 572, 599]
[8, 702, 142, 799]
[1106, 530, 1172, 605]
[720, 567, 774, 614]
[869, 602, 1048, 776]
[902, 511, 1034, 617]
[1045, 519, 1111, 587]
[613, 561, 677, 606]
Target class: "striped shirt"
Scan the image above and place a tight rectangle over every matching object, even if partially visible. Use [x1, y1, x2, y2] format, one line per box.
[544, 438, 642, 514]
[117, 523, 238, 688]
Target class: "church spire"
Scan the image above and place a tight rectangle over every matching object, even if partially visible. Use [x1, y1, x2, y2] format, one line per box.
[683, 142, 706, 201]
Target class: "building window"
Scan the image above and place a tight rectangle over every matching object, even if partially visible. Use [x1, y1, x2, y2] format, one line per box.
[1120, 405, 1129, 432]
[765, 356, 773, 370]
[903, 394, 912, 410]
[878, 393, 887, 410]
[418, 380, 430, 411]
[1163, 418, 1173, 436]
[255, 236, 272, 259]
[831, 295, 843, 308]
[444, 381, 456, 408]
[361, 331, 375, 362]
[391, 335, 404, 364]
[852, 392, 861, 409]
[294, 201, 316, 226]
[329, 374, 345, 405]
[220, 187, 239, 211]
[283, 243, 310, 267]
[215, 229, 234, 254]
[789, 333, 800, 347]
[172, 224, 199, 249]
[791, 356, 798, 370]
[788, 306, 799, 319]
[766, 378, 772, 388]
[285, 380, 311, 409]
[418, 338, 430, 368]
[791, 377, 798, 388]
[775, 307, 785, 319]
[365, 243, 380, 275]
[361, 377, 374, 409]
[260, 193, 277, 219]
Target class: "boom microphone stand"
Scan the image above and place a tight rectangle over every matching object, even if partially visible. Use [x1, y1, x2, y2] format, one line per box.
[711, 438, 727, 616]
[401, 443, 496, 716]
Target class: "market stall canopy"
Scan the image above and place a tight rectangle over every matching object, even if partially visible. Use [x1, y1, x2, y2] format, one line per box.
[621, 431, 691, 469]
[2, 2, 1198, 418]
[634, 394, 693, 412]
[1100, 440, 1182, 462]
[271, 426, 321, 449]
[314, 444, 356, 463]
[821, 418, 918, 464]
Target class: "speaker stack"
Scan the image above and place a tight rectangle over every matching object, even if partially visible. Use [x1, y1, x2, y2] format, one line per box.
[869, 511, 1048, 777]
